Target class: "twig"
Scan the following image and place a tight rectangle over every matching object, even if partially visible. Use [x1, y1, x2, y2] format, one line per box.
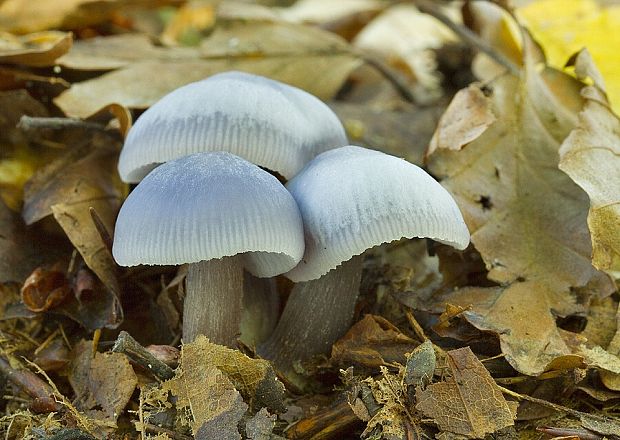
[537, 426, 602, 440]
[498, 384, 615, 423]
[494, 369, 564, 384]
[0, 356, 61, 412]
[18, 115, 106, 132]
[414, 0, 520, 75]
[89, 207, 114, 256]
[350, 49, 417, 104]
[286, 399, 361, 439]
[404, 309, 447, 360]
[112, 331, 175, 381]
[23, 359, 102, 437]
[404, 309, 428, 343]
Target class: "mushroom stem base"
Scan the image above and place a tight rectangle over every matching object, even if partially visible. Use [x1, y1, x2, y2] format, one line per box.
[183, 256, 243, 346]
[258, 256, 363, 386]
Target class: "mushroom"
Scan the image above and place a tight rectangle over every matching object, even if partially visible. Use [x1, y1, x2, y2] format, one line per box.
[259, 146, 470, 383]
[112, 151, 304, 345]
[118, 71, 348, 183]
[116, 71, 347, 346]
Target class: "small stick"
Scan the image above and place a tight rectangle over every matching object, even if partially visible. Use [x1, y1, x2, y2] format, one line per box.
[404, 309, 428, 343]
[498, 384, 616, 424]
[414, 0, 520, 75]
[494, 369, 563, 385]
[112, 331, 175, 381]
[286, 399, 361, 440]
[17, 115, 105, 132]
[0, 356, 61, 412]
[90, 207, 114, 255]
[350, 49, 417, 104]
[92, 329, 101, 357]
[404, 309, 447, 361]
[538, 426, 602, 440]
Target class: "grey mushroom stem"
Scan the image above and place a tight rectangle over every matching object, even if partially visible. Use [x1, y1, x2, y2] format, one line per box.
[258, 256, 363, 385]
[183, 256, 244, 346]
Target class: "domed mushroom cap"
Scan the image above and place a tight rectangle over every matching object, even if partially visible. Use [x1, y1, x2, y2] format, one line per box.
[113, 152, 304, 277]
[285, 146, 470, 282]
[118, 71, 348, 183]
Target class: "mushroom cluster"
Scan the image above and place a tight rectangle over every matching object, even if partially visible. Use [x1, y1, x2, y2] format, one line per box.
[113, 71, 347, 346]
[112, 71, 470, 368]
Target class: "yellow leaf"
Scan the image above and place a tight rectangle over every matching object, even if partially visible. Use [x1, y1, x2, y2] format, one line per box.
[0, 152, 38, 211]
[559, 50, 620, 272]
[518, 0, 620, 112]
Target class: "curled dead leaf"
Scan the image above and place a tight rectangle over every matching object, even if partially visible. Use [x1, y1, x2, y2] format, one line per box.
[21, 266, 70, 312]
[0, 31, 72, 66]
[427, 84, 496, 156]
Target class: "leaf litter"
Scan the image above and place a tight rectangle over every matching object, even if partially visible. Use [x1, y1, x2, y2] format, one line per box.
[0, 0, 619, 439]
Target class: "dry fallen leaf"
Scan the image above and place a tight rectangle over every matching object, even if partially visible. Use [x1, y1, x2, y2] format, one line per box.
[331, 314, 418, 371]
[415, 347, 514, 438]
[0, 31, 72, 66]
[278, 0, 383, 28]
[164, 338, 247, 437]
[22, 138, 124, 303]
[244, 408, 276, 440]
[361, 366, 410, 439]
[427, 45, 610, 294]
[56, 34, 196, 70]
[353, 3, 458, 100]
[182, 336, 285, 413]
[427, 29, 615, 378]
[589, 289, 620, 390]
[0, 90, 51, 210]
[558, 50, 620, 272]
[0, 0, 182, 34]
[404, 339, 435, 387]
[435, 282, 586, 376]
[69, 340, 138, 423]
[54, 18, 360, 118]
[0, 201, 69, 283]
[427, 85, 496, 156]
[466, 1, 526, 81]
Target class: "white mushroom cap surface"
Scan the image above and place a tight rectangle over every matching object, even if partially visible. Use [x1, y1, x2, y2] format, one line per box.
[118, 71, 348, 183]
[113, 152, 304, 277]
[285, 146, 470, 282]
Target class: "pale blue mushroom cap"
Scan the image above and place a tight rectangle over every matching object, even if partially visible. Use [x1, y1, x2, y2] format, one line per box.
[113, 152, 305, 277]
[118, 71, 348, 183]
[285, 146, 470, 282]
